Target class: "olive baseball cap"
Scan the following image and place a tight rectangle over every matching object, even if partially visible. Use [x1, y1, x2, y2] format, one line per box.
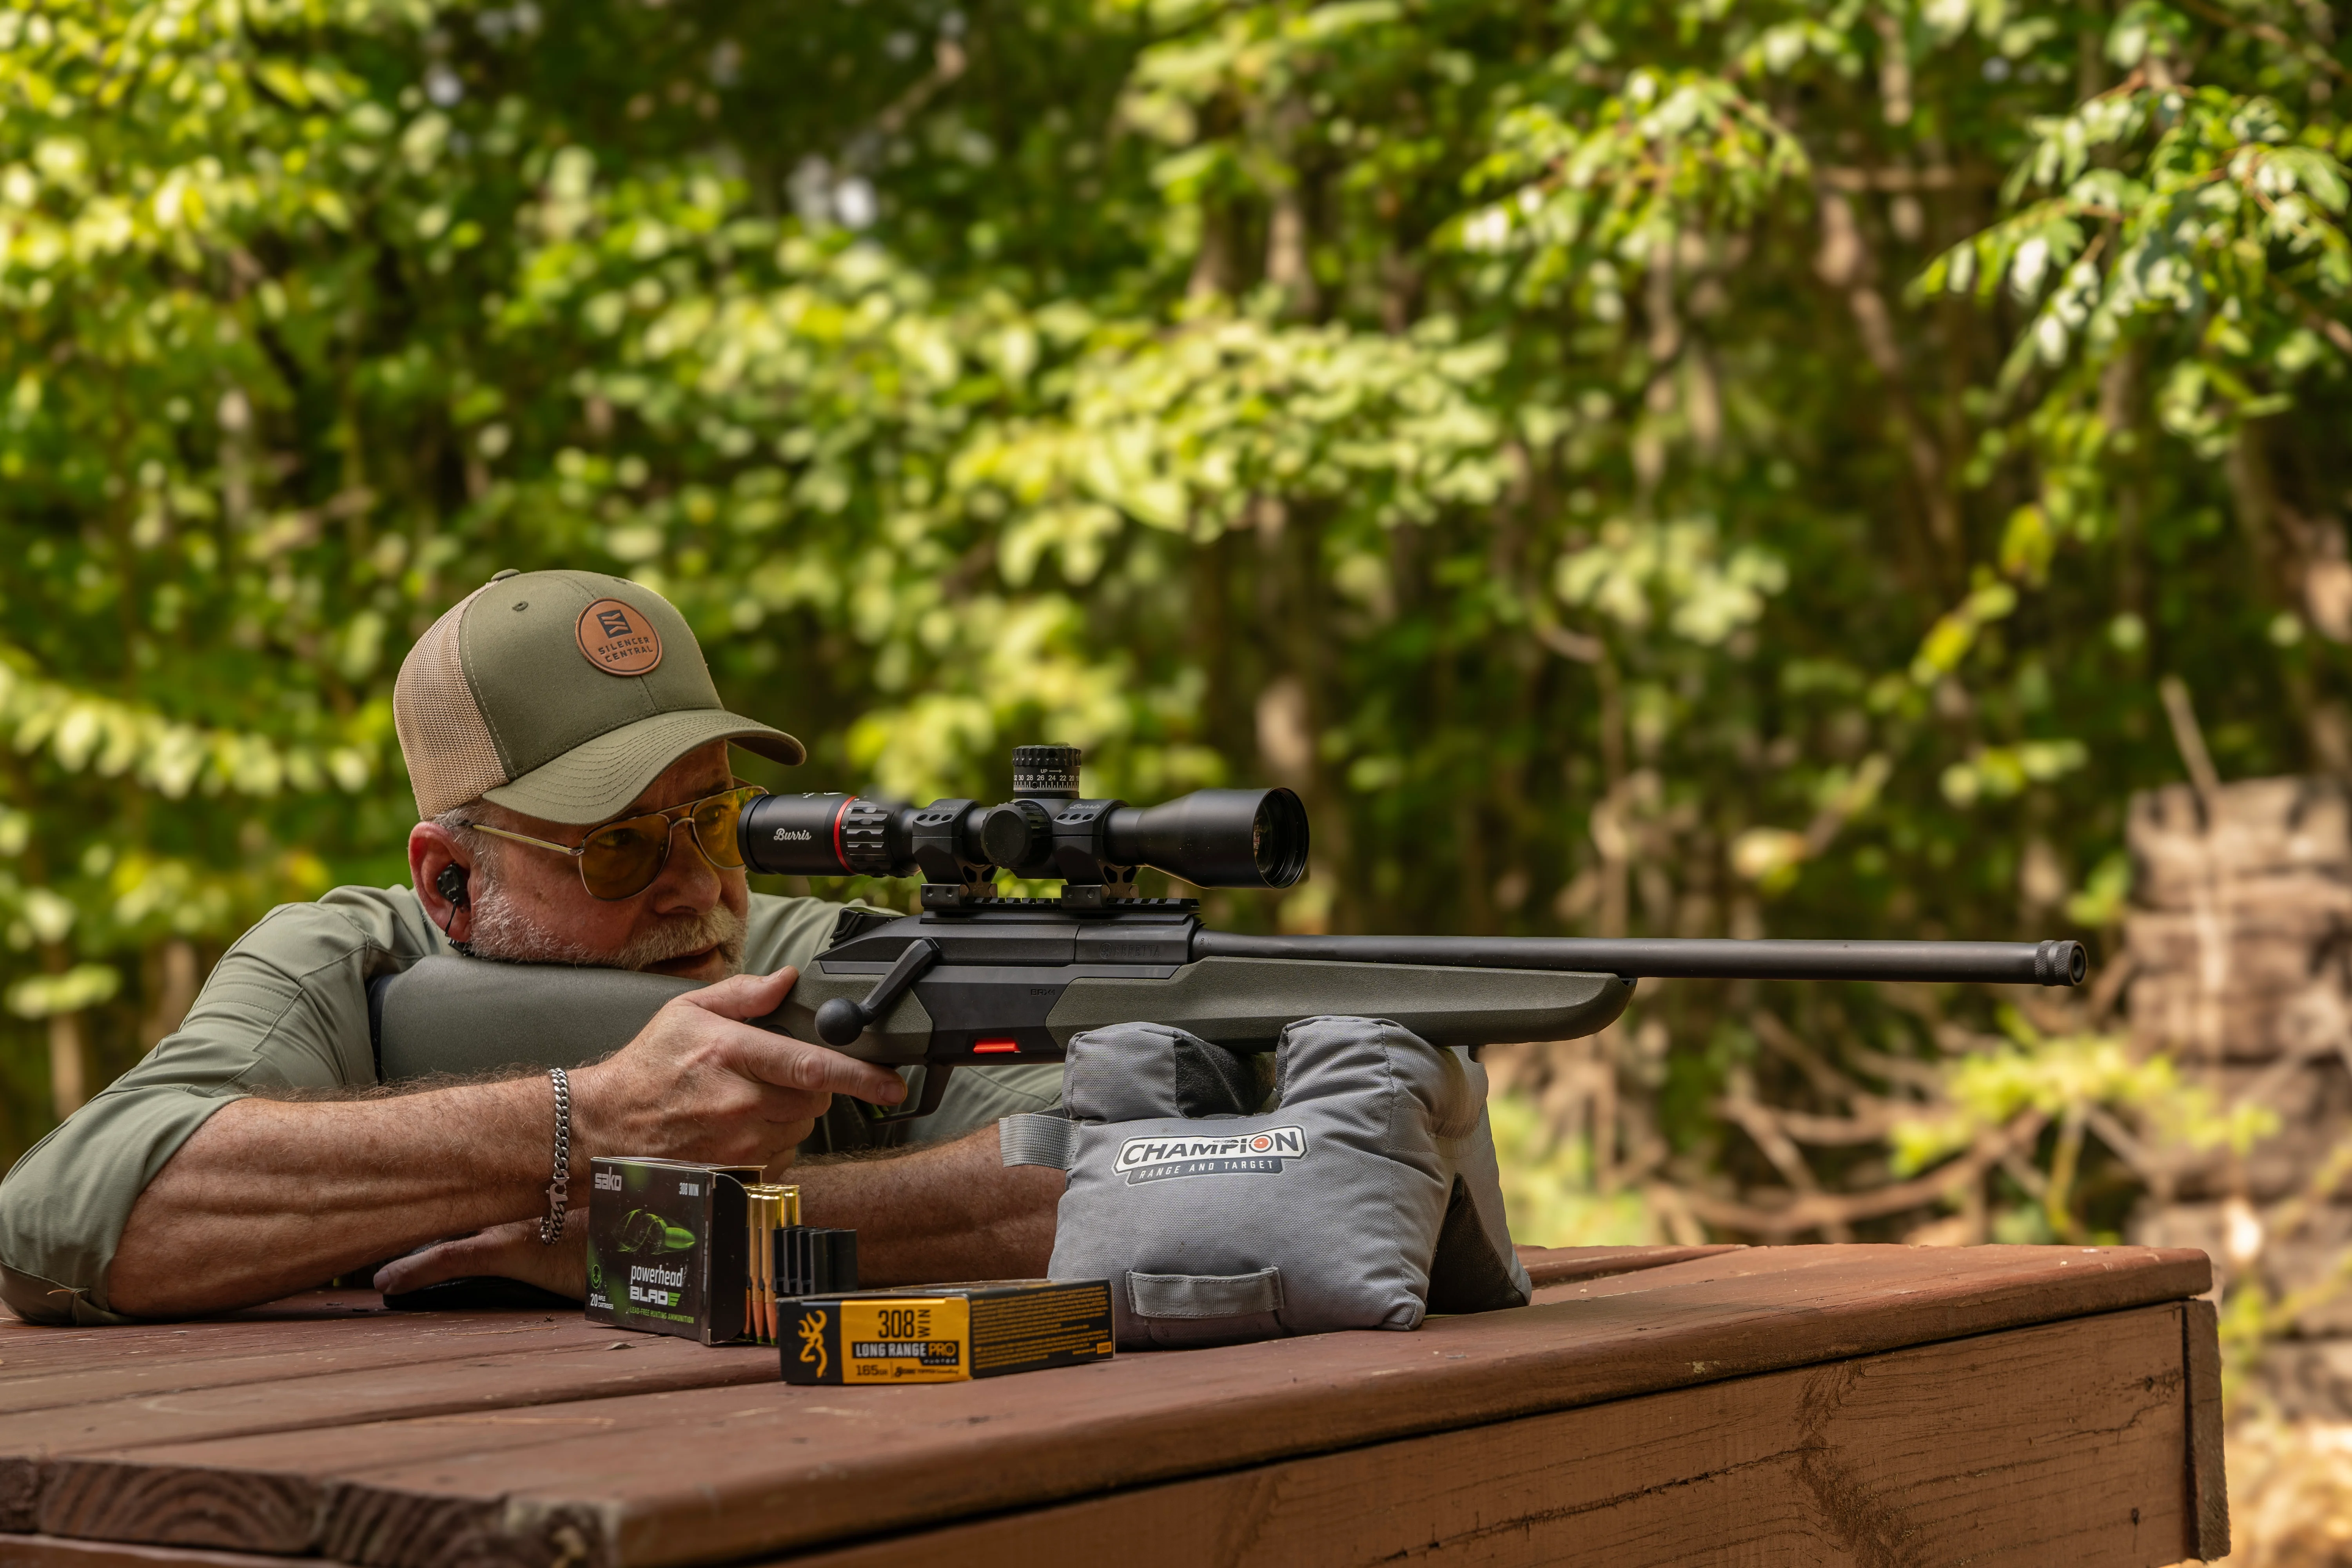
[392, 569, 804, 825]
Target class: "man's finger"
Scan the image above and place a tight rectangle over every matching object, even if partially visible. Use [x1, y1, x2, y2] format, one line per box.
[679, 965, 799, 1022]
[744, 1094, 824, 1148]
[374, 1235, 491, 1296]
[372, 1221, 584, 1300]
[739, 1034, 908, 1104]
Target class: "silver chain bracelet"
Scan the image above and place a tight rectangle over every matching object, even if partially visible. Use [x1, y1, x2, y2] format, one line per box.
[540, 1066, 572, 1245]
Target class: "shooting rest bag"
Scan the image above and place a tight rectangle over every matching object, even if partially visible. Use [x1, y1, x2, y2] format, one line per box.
[1003, 1014, 1530, 1348]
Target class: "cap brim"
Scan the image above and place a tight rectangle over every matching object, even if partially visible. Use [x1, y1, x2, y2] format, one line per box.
[483, 709, 806, 825]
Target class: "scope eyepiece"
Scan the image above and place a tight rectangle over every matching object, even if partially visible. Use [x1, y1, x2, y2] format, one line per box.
[737, 747, 1310, 893]
[739, 793, 886, 878]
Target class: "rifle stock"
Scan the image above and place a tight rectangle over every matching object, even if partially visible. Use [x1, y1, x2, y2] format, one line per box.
[369, 950, 1630, 1080]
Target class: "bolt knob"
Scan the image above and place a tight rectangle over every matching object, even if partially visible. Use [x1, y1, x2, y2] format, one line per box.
[815, 997, 868, 1046]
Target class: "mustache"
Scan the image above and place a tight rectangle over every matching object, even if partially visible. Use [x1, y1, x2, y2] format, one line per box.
[612, 904, 747, 972]
[463, 888, 746, 976]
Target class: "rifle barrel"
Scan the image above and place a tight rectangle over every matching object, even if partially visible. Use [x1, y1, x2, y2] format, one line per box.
[1190, 933, 2087, 987]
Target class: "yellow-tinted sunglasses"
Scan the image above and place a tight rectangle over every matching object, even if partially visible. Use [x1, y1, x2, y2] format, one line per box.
[459, 785, 766, 902]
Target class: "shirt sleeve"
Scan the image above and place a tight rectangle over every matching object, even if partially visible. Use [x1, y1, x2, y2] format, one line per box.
[902, 1063, 1066, 1146]
[742, 892, 894, 973]
[0, 887, 439, 1324]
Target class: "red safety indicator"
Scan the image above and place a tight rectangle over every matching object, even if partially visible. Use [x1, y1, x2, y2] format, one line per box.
[971, 1039, 1021, 1054]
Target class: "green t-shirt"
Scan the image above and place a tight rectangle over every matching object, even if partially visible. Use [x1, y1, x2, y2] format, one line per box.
[0, 886, 1060, 1325]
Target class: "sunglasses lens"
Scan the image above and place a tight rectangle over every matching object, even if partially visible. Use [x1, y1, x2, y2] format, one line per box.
[691, 789, 753, 869]
[579, 816, 670, 900]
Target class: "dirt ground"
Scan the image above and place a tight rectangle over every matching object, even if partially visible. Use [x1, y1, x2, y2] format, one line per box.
[2195, 1419, 2352, 1566]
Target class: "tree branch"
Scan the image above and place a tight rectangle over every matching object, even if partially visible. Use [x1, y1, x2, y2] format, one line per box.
[2171, 0, 2348, 80]
[1677, 1110, 2048, 1238]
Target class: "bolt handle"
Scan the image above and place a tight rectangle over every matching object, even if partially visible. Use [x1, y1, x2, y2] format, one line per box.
[814, 938, 942, 1046]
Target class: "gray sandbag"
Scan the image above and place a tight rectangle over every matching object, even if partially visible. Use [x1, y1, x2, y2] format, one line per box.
[1008, 1013, 1530, 1348]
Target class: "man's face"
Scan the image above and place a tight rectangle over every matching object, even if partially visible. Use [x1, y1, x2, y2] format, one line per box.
[461, 740, 751, 984]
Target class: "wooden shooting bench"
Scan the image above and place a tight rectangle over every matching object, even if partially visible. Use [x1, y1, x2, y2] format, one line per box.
[0, 1243, 2226, 1568]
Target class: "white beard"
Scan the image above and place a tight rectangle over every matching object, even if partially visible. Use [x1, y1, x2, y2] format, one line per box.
[463, 880, 747, 976]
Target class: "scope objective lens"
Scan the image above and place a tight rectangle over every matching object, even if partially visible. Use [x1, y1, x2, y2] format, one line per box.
[1102, 787, 1308, 888]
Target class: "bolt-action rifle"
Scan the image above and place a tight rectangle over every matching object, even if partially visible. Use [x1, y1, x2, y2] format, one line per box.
[371, 744, 2086, 1120]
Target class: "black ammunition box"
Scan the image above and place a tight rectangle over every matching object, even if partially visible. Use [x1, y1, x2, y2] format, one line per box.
[584, 1157, 760, 1346]
[781, 1279, 1114, 1385]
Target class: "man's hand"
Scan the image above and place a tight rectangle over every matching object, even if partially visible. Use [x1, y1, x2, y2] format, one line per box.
[571, 966, 909, 1171]
[374, 1216, 587, 1301]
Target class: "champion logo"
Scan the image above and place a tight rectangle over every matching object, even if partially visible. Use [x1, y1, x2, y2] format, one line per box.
[1113, 1126, 1308, 1184]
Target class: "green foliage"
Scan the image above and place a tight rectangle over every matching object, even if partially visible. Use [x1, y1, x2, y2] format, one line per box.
[1890, 1014, 2279, 1175]
[0, 0, 2343, 1223]
[1489, 1089, 1653, 1247]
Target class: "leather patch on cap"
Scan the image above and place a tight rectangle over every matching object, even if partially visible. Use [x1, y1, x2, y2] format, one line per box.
[575, 598, 664, 676]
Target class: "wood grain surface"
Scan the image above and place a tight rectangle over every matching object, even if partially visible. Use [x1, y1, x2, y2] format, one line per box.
[0, 1303, 775, 1534]
[2183, 1297, 2229, 1560]
[0, 1243, 1713, 1489]
[1515, 1241, 1743, 1286]
[0, 1247, 1700, 1537]
[0, 1293, 394, 1376]
[782, 1302, 2210, 1568]
[16, 1244, 2214, 1568]
[0, 1535, 318, 1567]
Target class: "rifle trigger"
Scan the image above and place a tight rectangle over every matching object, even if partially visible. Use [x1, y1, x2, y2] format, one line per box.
[864, 1063, 956, 1127]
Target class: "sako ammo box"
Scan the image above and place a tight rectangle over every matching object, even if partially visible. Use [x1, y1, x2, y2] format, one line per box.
[585, 1157, 761, 1345]
[585, 1157, 860, 1347]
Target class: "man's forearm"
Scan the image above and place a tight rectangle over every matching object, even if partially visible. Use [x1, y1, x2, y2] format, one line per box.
[376, 1123, 1065, 1304]
[109, 1079, 558, 1317]
[793, 1129, 1063, 1286]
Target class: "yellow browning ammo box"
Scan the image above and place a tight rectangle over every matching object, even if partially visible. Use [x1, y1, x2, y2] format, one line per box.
[780, 1279, 1114, 1385]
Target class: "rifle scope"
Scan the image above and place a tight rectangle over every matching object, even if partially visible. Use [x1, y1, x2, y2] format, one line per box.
[739, 744, 1309, 893]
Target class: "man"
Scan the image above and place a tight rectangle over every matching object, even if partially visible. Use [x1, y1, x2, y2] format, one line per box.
[0, 569, 1065, 1325]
